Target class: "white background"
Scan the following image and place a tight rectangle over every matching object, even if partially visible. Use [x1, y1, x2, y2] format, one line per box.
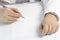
[0, 2, 60, 40]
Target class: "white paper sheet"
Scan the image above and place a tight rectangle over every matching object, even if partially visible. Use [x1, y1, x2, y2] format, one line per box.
[0, 2, 43, 40]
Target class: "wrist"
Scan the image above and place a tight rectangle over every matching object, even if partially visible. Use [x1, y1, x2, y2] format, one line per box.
[44, 12, 59, 21]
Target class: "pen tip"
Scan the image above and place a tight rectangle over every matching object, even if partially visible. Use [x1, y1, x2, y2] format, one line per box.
[21, 16, 24, 18]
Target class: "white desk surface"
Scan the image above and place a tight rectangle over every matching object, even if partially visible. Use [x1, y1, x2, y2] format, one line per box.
[0, 2, 60, 40]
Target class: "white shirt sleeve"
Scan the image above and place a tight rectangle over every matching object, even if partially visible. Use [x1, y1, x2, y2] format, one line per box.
[42, 0, 60, 17]
[1, 0, 16, 3]
[2, 0, 29, 4]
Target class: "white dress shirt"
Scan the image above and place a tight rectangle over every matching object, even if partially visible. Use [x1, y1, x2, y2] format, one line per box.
[42, 0, 60, 17]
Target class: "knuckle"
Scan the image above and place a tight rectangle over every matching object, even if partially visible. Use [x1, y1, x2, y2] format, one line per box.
[16, 13, 20, 17]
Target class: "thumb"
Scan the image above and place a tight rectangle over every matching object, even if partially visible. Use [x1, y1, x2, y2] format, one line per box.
[40, 23, 48, 36]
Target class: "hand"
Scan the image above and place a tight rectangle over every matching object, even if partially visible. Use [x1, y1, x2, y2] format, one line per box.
[39, 13, 59, 36]
[0, 8, 22, 24]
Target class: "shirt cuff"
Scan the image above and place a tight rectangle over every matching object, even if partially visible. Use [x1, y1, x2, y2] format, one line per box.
[43, 0, 59, 21]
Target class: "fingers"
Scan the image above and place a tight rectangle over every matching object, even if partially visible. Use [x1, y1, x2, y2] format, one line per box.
[53, 23, 59, 33]
[51, 23, 59, 34]
[39, 22, 59, 36]
[8, 13, 20, 18]
[40, 23, 49, 36]
[7, 16, 18, 21]
[10, 8, 24, 18]
[7, 14, 20, 24]
[4, 8, 20, 18]
[3, 14, 20, 24]
[47, 25, 53, 35]
[10, 8, 20, 13]
[3, 16, 18, 24]
[7, 8, 24, 18]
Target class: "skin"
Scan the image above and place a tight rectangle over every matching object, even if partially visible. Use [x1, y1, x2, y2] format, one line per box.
[0, 8, 22, 24]
[39, 13, 59, 36]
